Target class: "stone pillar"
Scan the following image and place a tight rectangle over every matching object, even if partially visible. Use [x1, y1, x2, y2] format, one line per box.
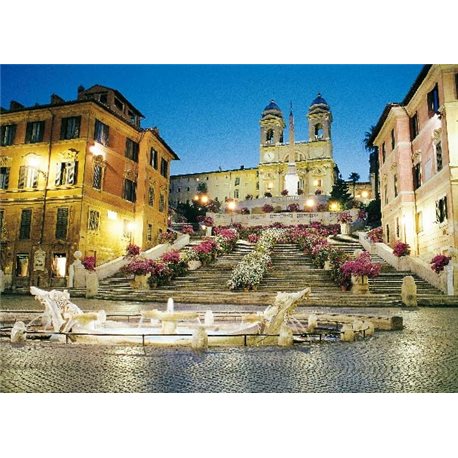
[85, 271, 99, 298]
[340, 324, 355, 342]
[278, 323, 293, 347]
[68, 251, 86, 288]
[191, 325, 208, 351]
[401, 276, 417, 306]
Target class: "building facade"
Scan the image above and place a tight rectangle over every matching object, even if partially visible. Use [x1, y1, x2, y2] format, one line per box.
[0, 85, 178, 289]
[170, 95, 336, 208]
[371, 65, 458, 267]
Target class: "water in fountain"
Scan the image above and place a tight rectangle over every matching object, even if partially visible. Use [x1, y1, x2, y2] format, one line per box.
[167, 298, 174, 313]
[204, 310, 214, 327]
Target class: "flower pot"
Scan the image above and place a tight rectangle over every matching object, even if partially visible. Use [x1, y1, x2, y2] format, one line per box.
[131, 273, 149, 289]
[188, 260, 202, 271]
[351, 275, 369, 294]
[324, 260, 331, 271]
[340, 223, 350, 235]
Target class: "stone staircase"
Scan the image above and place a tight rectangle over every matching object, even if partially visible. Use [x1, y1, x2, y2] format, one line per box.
[60, 234, 457, 307]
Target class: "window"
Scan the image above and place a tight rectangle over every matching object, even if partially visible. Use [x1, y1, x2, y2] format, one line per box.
[94, 119, 109, 145]
[256, 182, 259, 190]
[1, 124, 16, 146]
[386, 224, 390, 243]
[60, 116, 81, 140]
[88, 210, 100, 231]
[0, 210, 3, 234]
[381, 143, 386, 163]
[390, 129, 395, 150]
[235, 177, 240, 186]
[148, 186, 155, 206]
[114, 98, 124, 111]
[55, 161, 78, 186]
[409, 113, 419, 140]
[147, 224, 153, 241]
[16, 254, 30, 277]
[18, 166, 38, 189]
[19, 209, 32, 239]
[234, 189, 239, 199]
[393, 174, 398, 198]
[314, 124, 324, 140]
[435, 142, 443, 172]
[413, 163, 422, 190]
[436, 196, 448, 224]
[93, 164, 103, 189]
[125, 138, 139, 162]
[160, 158, 168, 178]
[384, 184, 388, 205]
[396, 217, 400, 238]
[99, 93, 108, 104]
[128, 110, 136, 124]
[25, 121, 45, 143]
[150, 148, 158, 169]
[416, 211, 423, 233]
[123, 179, 136, 202]
[0, 167, 10, 189]
[266, 129, 274, 144]
[55, 207, 69, 239]
[427, 84, 440, 116]
[159, 194, 165, 212]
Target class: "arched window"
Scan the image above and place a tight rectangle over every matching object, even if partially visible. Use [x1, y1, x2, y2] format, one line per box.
[266, 129, 274, 144]
[314, 124, 324, 140]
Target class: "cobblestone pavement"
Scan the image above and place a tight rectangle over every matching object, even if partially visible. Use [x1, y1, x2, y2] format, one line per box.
[1, 295, 457, 393]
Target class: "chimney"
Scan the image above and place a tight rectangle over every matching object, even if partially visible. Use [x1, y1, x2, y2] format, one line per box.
[10, 100, 24, 110]
[51, 93, 65, 105]
[240, 165, 244, 170]
[77, 85, 85, 100]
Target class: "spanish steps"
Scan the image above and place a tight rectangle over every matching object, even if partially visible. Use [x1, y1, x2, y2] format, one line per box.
[66, 235, 458, 307]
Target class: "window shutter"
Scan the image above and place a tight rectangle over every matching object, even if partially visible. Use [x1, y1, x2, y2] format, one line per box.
[55, 163, 62, 186]
[67, 162, 76, 184]
[18, 166, 26, 189]
[60, 118, 67, 139]
[25, 123, 32, 143]
[56, 207, 69, 239]
[444, 196, 448, 219]
[32, 168, 38, 188]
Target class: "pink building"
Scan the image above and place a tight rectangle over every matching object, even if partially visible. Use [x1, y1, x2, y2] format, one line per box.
[371, 64, 458, 292]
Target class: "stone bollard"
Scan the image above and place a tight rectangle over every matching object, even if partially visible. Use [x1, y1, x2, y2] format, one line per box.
[352, 319, 364, 332]
[161, 320, 177, 334]
[191, 325, 208, 350]
[85, 271, 99, 298]
[307, 314, 318, 333]
[340, 323, 355, 342]
[401, 276, 417, 307]
[278, 323, 293, 347]
[363, 320, 375, 337]
[68, 251, 86, 288]
[11, 321, 27, 344]
[204, 310, 214, 327]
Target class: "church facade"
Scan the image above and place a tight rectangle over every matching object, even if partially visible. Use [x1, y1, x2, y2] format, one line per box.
[170, 95, 336, 207]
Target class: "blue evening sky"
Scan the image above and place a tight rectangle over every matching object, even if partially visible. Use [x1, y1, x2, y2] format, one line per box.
[1, 64, 423, 181]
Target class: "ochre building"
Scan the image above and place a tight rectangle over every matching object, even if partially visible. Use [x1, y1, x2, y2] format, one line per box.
[371, 64, 458, 267]
[170, 95, 336, 207]
[0, 85, 178, 289]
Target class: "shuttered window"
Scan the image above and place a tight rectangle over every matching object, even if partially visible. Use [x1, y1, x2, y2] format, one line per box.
[94, 119, 109, 145]
[148, 186, 155, 206]
[88, 210, 100, 231]
[125, 138, 139, 162]
[436, 196, 448, 224]
[0, 167, 10, 189]
[18, 166, 38, 189]
[19, 209, 32, 239]
[427, 84, 440, 117]
[25, 121, 45, 143]
[160, 158, 168, 178]
[159, 194, 165, 212]
[55, 161, 78, 186]
[60, 116, 81, 140]
[1, 124, 16, 146]
[123, 179, 136, 203]
[93, 164, 103, 189]
[55, 207, 69, 239]
[150, 148, 158, 169]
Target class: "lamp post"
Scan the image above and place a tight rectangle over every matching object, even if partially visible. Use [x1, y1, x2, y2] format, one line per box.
[227, 200, 236, 225]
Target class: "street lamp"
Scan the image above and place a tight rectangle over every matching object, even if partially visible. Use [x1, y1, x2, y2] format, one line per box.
[227, 200, 237, 225]
[127, 222, 136, 243]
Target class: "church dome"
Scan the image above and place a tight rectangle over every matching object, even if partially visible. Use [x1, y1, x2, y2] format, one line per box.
[310, 93, 329, 108]
[262, 100, 283, 119]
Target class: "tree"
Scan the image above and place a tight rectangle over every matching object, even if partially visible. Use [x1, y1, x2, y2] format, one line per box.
[330, 177, 352, 207]
[348, 172, 360, 198]
[363, 125, 381, 225]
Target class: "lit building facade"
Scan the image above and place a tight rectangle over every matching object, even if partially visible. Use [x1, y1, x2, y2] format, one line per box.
[170, 95, 336, 207]
[371, 65, 458, 267]
[0, 85, 178, 288]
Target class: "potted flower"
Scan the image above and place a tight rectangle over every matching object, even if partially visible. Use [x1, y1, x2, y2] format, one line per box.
[430, 254, 451, 274]
[158, 231, 178, 244]
[262, 204, 274, 213]
[121, 257, 152, 289]
[281, 189, 289, 196]
[181, 224, 194, 235]
[287, 203, 300, 213]
[340, 251, 381, 294]
[240, 207, 250, 215]
[393, 241, 410, 257]
[338, 212, 353, 235]
[148, 260, 174, 288]
[248, 233, 259, 244]
[367, 227, 383, 243]
[82, 256, 98, 298]
[125, 243, 141, 257]
[181, 247, 201, 271]
[161, 250, 187, 279]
